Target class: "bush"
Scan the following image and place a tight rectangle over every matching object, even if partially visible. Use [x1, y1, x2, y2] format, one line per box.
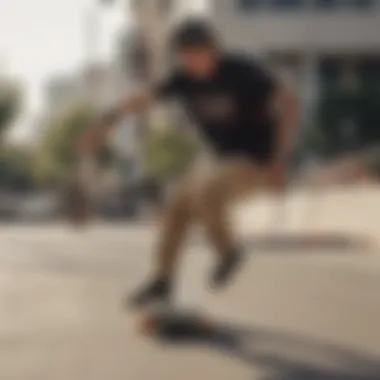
[143, 127, 200, 183]
[0, 78, 22, 138]
[34, 103, 113, 186]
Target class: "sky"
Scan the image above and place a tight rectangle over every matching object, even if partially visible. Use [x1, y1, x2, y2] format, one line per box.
[0, 0, 127, 140]
[0, 0, 208, 141]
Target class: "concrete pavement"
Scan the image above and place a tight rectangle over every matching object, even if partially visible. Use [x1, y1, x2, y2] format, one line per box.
[0, 187, 380, 379]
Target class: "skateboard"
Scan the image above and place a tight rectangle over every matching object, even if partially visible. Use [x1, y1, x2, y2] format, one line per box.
[136, 307, 218, 341]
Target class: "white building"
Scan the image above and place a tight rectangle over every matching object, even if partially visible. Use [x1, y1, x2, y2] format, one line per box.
[44, 64, 116, 115]
[44, 74, 83, 114]
[210, 0, 380, 118]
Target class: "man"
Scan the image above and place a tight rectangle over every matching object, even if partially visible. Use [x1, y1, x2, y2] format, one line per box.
[76, 19, 298, 308]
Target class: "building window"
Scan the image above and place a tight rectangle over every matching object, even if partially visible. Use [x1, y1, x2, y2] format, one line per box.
[315, 0, 375, 10]
[238, 0, 306, 10]
[131, 0, 173, 14]
[274, 0, 306, 7]
[158, 0, 173, 14]
[239, 0, 375, 10]
[239, 0, 267, 10]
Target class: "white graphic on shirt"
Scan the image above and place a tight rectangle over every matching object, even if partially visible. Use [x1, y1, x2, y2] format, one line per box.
[193, 93, 236, 124]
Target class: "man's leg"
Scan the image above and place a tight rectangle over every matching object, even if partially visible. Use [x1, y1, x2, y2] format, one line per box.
[192, 156, 266, 286]
[128, 156, 266, 307]
[128, 181, 194, 307]
[155, 184, 194, 280]
[152, 156, 264, 280]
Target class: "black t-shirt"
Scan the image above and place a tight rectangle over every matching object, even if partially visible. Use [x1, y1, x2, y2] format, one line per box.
[156, 54, 278, 162]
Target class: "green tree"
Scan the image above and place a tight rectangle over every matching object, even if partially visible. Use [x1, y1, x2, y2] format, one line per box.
[0, 78, 26, 190]
[34, 103, 113, 186]
[143, 127, 200, 183]
[317, 85, 380, 156]
[0, 145, 35, 192]
[0, 78, 22, 140]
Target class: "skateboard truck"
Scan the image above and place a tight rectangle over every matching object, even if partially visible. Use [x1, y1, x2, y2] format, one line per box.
[137, 308, 217, 341]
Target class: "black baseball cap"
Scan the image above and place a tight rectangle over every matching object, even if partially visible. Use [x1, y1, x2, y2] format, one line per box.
[171, 18, 219, 51]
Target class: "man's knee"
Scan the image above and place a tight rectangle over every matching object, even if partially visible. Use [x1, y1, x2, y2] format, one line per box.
[192, 176, 226, 215]
[166, 168, 228, 220]
[166, 181, 192, 218]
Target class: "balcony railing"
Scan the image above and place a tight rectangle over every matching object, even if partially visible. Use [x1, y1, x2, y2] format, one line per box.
[238, 0, 375, 11]
[131, 0, 173, 16]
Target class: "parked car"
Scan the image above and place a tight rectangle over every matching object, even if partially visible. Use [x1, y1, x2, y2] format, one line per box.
[0, 193, 18, 220]
[16, 193, 62, 221]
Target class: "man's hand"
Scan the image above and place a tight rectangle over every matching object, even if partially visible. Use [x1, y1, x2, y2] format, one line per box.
[68, 140, 98, 227]
[74, 90, 153, 158]
[269, 84, 297, 193]
[75, 130, 95, 157]
[64, 179, 91, 227]
[74, 115, 112, 158]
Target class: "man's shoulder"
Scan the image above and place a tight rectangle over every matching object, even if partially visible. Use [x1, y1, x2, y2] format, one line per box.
[159, 68, 188, 89]
[221, 53, 263, 72]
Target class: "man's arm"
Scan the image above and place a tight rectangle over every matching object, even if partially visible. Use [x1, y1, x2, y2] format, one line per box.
[266, 84, 298, 191]
[272, 84, 298, 163]
[76, 89, 154, 155]
[244, 58, 298, 160]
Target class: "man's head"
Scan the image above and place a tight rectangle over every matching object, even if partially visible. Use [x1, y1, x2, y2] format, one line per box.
[171, 19, 220, 78]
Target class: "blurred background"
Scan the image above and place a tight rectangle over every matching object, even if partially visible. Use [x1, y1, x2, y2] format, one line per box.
[1, 1, 380, 380]
[1, 0, 380, 222]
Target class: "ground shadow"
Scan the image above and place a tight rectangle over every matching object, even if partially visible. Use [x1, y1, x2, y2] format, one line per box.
[147, 314, 380, 380]
[189, 230, 373, 254]
[242, 232, 373, 254]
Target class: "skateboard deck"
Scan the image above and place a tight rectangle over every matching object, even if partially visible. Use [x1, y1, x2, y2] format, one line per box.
[136, 307, 217, 340]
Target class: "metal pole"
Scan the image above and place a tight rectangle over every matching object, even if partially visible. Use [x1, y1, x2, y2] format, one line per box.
[78, 4, 101, 199]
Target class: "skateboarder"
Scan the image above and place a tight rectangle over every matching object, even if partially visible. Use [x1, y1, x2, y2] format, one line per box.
[76, 19, 298, 308]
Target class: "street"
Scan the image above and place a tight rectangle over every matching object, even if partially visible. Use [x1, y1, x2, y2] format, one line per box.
[0, 187, 380, 380]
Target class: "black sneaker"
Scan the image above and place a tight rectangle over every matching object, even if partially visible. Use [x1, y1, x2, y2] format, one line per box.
[128, 278, 171, 309]
[211, 250, 245, 289]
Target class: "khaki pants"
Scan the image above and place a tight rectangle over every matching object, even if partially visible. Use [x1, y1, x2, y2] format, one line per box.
[155, 154, 270, 279]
